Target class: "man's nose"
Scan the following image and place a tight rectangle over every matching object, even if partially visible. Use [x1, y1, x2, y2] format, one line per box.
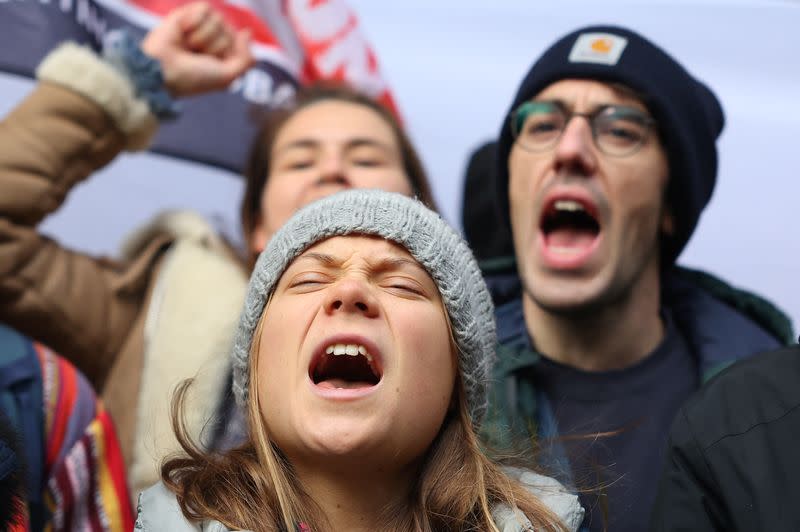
[324, 278, 379, 318]
[553, 116, 598, 176]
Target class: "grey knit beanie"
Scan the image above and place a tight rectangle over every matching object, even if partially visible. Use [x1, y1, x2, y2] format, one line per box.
[231, 189, 496, 427]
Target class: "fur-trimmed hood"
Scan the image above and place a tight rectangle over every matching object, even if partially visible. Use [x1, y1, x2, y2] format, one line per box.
[122, 210, 248, 499]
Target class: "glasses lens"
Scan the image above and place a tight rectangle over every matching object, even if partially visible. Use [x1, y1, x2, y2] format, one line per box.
[593, 106, 652, 156]
[512, 101, 565, 151]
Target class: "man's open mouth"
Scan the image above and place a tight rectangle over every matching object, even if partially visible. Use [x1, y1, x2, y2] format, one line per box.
[540, 197, 601, 252]
[310, 343, 382, 390]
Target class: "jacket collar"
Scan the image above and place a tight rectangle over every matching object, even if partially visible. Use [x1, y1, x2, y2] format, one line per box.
[494, 266, 787, 378]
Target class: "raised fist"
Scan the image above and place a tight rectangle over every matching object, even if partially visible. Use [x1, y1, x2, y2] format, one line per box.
[142, 2, 255, 97]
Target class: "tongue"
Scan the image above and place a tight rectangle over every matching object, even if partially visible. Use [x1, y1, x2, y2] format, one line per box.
[545, 227, 597, 249]
[317, 379, 375, 390]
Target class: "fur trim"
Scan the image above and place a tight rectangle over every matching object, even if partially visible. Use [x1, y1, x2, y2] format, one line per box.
[36, 42, 157, 150]
[128, 238, 247, 497]
[119, 210, 229, 261]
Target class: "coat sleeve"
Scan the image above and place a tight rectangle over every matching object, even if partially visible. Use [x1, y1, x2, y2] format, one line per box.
[649, 408, 730, 531]
[0, 43, 161, 389]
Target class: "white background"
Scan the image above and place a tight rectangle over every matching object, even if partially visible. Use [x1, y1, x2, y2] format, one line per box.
[1, 0, 798, 332]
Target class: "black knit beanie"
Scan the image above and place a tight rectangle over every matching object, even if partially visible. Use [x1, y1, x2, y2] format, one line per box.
[496, 25, 725, 262]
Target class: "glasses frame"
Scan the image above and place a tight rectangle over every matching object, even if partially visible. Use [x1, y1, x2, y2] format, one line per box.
[510, 100, 657, 157]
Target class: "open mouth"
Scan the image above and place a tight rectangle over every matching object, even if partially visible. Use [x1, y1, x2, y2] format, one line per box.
[310, 343, 382, 390]
[540, 198, 601, 252]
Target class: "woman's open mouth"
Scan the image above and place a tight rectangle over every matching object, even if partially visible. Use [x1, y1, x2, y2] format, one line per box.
[310, 342, 382, 392]
[539, 195, 603, 269]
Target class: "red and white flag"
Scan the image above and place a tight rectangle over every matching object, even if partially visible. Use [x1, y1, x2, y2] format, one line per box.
[0, 0, 397, 172]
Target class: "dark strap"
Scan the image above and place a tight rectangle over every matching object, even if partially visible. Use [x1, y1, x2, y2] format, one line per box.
[0, 324, 46, 526]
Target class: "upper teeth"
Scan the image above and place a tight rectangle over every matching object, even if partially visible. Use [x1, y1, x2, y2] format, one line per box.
[325, 343, 372, 362]
[554, 200, 585, 212]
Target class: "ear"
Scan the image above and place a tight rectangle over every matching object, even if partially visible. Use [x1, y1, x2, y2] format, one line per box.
[660, 205, 675, 236]
[250, 214, 268, 256]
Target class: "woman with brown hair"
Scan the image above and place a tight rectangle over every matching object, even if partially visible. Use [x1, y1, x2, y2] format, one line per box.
[136, 190, 584, 531]
[0, 2, 435, 498]
[240, 82, 435, 267]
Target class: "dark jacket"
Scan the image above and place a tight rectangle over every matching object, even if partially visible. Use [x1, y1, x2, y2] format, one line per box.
[650, 345, 800, 531]
[483, 265, 793, 443]
[481, 262, 793, 530]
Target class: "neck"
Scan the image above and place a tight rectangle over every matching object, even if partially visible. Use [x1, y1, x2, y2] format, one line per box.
[523, 264, 664, 372]
[294, 461, 414, 531]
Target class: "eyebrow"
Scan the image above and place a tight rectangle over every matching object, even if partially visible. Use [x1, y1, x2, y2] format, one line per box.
[369, 256, 428, 276]
[293, 253, 428, 276]
[273, 137, 394, 157]
[294, 252, 339, 267]
[537, 97, 649, 116]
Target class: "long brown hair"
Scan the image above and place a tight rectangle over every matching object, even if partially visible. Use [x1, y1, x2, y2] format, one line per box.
[240, 82, 437, 267]
[163, 314, 568, 531]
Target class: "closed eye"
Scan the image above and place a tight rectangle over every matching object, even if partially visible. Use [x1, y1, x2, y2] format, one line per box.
[391, 284, 421, 294]
[287, 274, 332, 292]
[291, 279, 321, 287]
[381, 278, 427, 298]
[352, 158, 384, 167]
[287, 160, 314, 170]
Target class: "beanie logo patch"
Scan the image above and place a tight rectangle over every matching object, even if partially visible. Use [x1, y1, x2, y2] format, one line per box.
[569, 33, 628, 65]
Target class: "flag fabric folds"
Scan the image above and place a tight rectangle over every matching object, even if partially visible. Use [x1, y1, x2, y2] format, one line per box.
[0, 0, 397, 174]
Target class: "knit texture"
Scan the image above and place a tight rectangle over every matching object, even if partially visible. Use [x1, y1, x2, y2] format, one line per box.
[231, 190, 496, 427]
[496, 24, 725, 261]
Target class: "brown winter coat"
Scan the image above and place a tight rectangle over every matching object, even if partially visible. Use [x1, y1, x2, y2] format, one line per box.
[0, 80, 168, 459]
[0, 44, 247, 497]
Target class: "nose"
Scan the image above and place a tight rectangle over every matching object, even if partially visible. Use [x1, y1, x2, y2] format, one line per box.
[553, 115, 598, 177]
[324, 278, 379, 318]
[316, 152, 352, 188]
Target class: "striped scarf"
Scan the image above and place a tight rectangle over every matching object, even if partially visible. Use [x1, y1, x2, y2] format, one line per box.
[10, 343, 134, 531]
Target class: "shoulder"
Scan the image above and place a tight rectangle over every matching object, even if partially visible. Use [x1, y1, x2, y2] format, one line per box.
[493, 468, 585, 532]
[120, 210, 230, 261]
[118, 210, 246, 286]
[136, 482, 255, 532]
[665, 266, 793, 347]
[136, 483, 248, 531]
[135, 482, 201, 531]
[659, 346, 800, 530]
[676, 346, 800, 450]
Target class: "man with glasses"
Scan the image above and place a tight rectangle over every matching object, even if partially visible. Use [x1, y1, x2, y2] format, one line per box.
[483, 25, 793, 532]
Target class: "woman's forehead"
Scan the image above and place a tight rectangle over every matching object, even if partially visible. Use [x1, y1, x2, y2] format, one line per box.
[271, 100, 398, 154]
[293, 235, 420, 269]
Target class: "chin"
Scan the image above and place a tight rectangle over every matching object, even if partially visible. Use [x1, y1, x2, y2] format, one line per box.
[526, 273, 613, 317]
[304, 417, 388, 455]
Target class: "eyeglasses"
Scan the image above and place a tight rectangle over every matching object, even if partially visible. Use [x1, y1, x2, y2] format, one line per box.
[510, 100, 656, 157]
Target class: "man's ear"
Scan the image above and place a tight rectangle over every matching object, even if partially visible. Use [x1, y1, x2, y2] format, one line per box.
[660, 205, 675, 236]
